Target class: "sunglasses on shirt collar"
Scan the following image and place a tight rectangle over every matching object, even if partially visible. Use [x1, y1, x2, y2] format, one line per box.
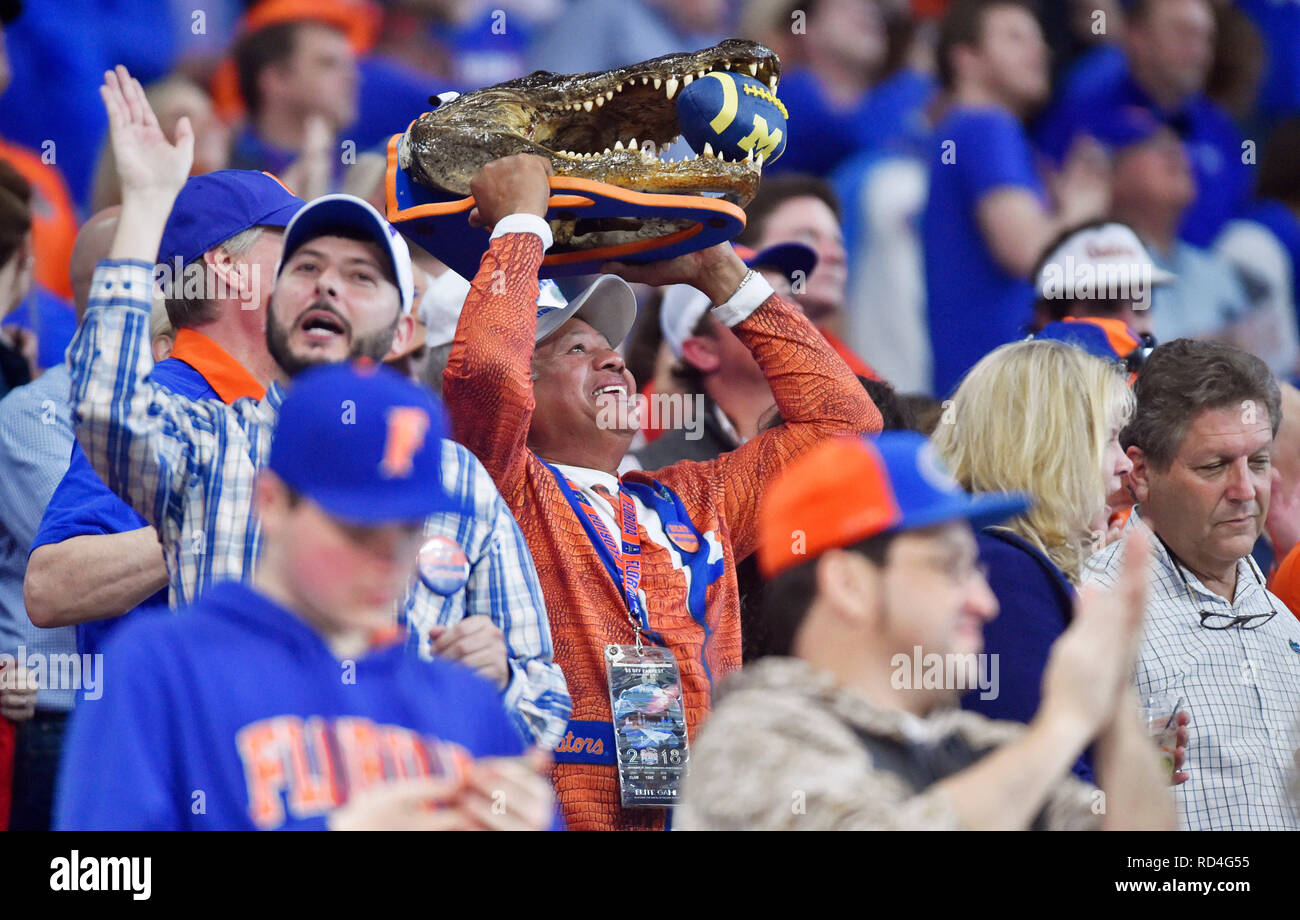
[1156, 532, 1279, 630]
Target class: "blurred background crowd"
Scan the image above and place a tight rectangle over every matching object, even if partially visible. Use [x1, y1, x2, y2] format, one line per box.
[2, 0, 1300, 400]
[4, 0, 1300, 835]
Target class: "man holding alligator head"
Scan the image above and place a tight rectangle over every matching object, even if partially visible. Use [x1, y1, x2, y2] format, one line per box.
[444, 152, 881, 830]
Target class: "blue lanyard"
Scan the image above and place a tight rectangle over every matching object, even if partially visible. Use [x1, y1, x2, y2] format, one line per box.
[544, 464, 724, 686]
[544, 463, 653, 641]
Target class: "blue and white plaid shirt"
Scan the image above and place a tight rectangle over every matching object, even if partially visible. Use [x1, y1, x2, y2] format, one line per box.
[1085, 511, 1300, 830]
[69, 260, 570, 746]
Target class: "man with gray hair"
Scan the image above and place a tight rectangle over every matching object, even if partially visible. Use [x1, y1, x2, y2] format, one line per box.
[1085, 337, 1300, 829]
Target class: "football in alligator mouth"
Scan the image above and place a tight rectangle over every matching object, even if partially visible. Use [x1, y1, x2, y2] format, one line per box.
[675, 70, 787, 166]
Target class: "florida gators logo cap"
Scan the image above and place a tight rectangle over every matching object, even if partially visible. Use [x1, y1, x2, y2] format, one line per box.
[268, 361, 458, 524]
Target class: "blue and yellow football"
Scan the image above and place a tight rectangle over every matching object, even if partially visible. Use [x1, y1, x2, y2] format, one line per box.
[675, 70, 788, 165]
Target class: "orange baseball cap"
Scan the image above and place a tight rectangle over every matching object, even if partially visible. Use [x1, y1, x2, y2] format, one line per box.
[758, 432, 1030, 577]
[211, 0, 381, 120]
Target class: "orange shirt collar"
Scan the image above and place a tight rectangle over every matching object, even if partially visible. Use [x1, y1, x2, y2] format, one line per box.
[168, 328, 266, 404]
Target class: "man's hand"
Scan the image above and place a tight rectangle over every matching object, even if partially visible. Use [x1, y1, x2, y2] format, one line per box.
[281, 114, 334, 204]
[429, 616, 509, 689]
[1054, 135, 1111, 227]
[468, 154, 553, 230]
[100, 65, 193, 204]
[328, 776, 474, 831]
[604, 241, 749, 306]
[101, 65, 194, 263]
[460, 748, 556, 831]
[0, 660, 39, 722]
[1039, 532, 1151, 740]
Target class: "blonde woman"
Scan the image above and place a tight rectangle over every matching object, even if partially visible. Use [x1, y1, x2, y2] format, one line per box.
[930, 338, 1134, 782]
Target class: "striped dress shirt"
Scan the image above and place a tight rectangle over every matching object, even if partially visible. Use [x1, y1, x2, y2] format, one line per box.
[69, 260, 570, 747]
[1085, 511, 1300, 830]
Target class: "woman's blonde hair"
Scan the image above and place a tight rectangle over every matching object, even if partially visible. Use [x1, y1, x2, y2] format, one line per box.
[930, 339, 1134, 582]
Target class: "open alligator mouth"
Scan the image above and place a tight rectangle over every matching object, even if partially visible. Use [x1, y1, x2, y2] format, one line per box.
[399, 39, 780, 252]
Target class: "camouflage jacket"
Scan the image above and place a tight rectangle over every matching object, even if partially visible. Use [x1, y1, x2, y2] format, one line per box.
[677, 657, 1102, 831]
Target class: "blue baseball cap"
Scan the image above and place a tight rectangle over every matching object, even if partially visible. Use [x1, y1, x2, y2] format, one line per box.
[268, 361, 456, 525]
[1081, 105, 1171, 152]
[735, 241, 818, 281]
[277, 193, 417, 315]
[157, 170, 305, 267]
[759, 431, 1031, 577]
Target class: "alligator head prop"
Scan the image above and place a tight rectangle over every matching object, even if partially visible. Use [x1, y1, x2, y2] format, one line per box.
[396, 39, 780, 255]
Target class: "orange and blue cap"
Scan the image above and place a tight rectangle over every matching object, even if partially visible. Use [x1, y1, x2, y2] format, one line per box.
[158, 169, 304, 267]
[758, 432, 1031, 577]
[1035, 317, 1155, 381]
[268, 361, 458, 525]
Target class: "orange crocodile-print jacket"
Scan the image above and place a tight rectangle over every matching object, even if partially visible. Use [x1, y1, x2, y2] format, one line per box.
[444, 233, 881, 830]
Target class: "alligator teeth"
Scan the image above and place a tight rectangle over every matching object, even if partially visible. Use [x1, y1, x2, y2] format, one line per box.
[583, 100, 593, 111]
[703, 142, 714, 157]
[614, 140, 624, 150]
[665, 77, 678, 98]
[745, 148, 754, 162]
[572, 102, 582, 111]
[749, 62, 758, 76]
[595, 95, 604, 107]
[603, 147, 611, 154]
[682, 73, 693, 87]
[698, 69, 706, 79]
[641, 76, 649, 85]
[721, 62, 732, 70]
[769, 75, 778, 91]
[615, 83, 623, 93]
[605, 90, 614, 100]
[653, 77, 661, 90]
[628, 137, 637, 149]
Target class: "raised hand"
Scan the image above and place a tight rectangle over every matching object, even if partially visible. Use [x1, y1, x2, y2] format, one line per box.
[468, 154, 553, 230]
[1040, 532, 1151, 739]
[100, 65, 193, 204]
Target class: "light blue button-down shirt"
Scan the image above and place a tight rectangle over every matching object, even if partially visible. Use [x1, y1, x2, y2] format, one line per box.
[0, 365, 80, 711]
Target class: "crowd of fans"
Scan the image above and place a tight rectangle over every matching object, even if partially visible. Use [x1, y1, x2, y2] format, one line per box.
[1, 0, 1300, 832]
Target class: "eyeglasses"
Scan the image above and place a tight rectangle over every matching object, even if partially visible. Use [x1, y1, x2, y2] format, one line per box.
[1155, 534, 1279, 630]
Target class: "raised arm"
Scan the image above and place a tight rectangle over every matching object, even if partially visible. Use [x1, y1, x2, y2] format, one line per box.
[442, 155, 553, 499]
[610, 245, 881, 559]
[934, 534, 1159, 829]
[69, 67, 211, 534]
